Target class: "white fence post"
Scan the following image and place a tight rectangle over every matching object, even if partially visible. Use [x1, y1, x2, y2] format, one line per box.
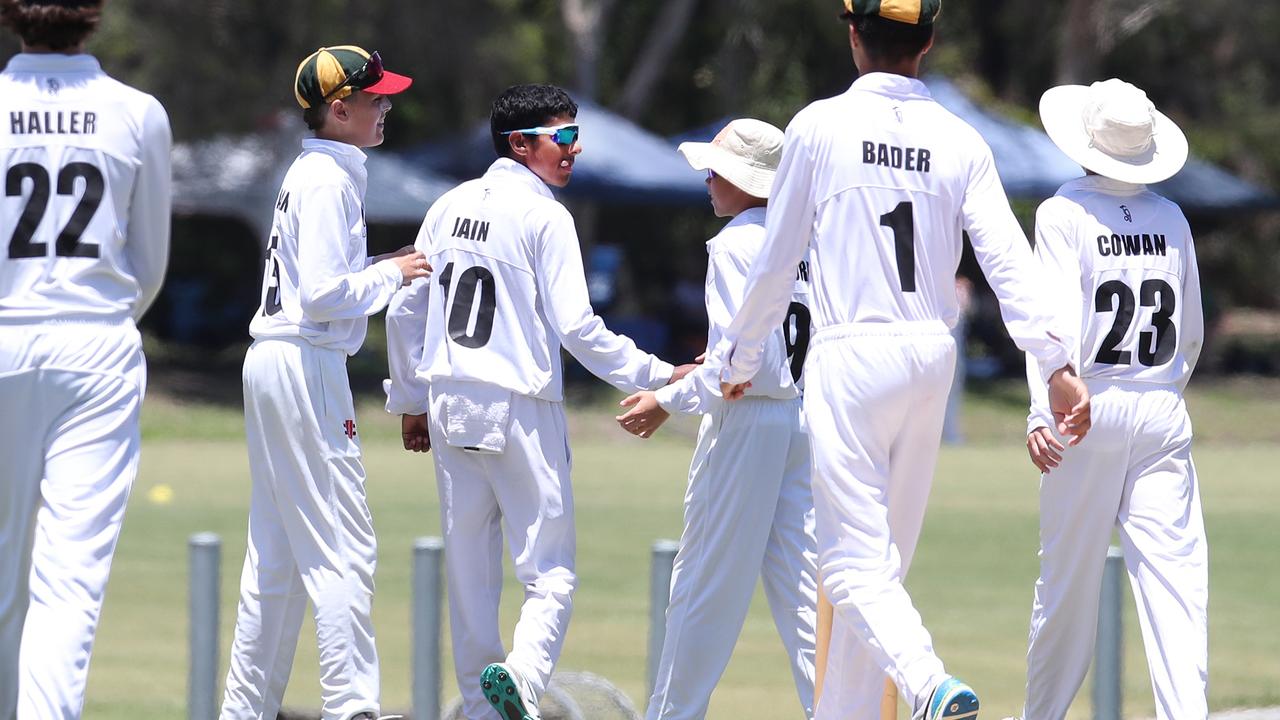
[1093, 545, 1125, 720]
[188, 533, 221, 720]
[413, 536, 445, 720]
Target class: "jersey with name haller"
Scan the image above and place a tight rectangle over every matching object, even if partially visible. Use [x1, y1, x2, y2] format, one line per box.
[0, 54, 170, 322]
[1035, 176, 1203, 387]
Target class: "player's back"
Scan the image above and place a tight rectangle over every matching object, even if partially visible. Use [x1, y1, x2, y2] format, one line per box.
[417, 161, 561, 398]
[0, 54, 168, 322]
[1041, 177, 1200, 387]
[793, 73, 998, 331]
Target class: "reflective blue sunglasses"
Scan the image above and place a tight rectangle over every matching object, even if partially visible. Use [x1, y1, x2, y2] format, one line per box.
[501, 123, 580, 146]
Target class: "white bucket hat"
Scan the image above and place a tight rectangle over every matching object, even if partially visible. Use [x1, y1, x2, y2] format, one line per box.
[1040, 78, 1188, 185]
[677, 118, 784, 199]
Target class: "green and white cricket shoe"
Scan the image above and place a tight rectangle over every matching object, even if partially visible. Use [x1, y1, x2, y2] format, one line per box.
[919, 677, 979, 720]
[480, 662, 541, 720]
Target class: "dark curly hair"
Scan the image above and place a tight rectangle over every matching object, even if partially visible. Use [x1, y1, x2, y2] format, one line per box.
[490, 84, 578, 158]
[847, 13, 933, 64]
[0, 0, 104, 52]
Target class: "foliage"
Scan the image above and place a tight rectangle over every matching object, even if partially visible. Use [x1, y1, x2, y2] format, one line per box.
[2, 0, 1276, 314]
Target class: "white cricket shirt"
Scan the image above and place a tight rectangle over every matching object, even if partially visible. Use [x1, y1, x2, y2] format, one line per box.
[248, 138, 403, 355]
[0, 53, 171, 323]
[385, 158, 673, 412]
[1026, 175, 1203, 432]
[718, 73, 1072, 383]
[655, 207, 809, 415]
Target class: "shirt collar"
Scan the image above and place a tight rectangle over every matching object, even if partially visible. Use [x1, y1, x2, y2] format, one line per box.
[726, 206, 767, 229]
[4, 53, 102, 74]
[708, 206, 767, 246]
[484, 157, 556, 200]
[1065, 174, 1147, 196]
[848, 72, 933, 101]
[301, 137, 368, 166]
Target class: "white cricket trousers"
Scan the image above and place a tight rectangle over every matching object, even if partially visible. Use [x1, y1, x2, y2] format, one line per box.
[1022, 380, 1207, 720]
[0, 321, 143, 720]
[221, 338, 380, 720]
[427, 387, 576, 720]
[804, 323, 955, 720]
[647, 396, 819, 720]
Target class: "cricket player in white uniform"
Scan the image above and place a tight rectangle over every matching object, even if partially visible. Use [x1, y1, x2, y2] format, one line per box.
[615, 119, 819, 720]
[716, 3, 1094, 719]
[385, 84, 689, 720]
[1008, 79, 1206, 720]
[0, 1, 171, 716]
[219, 46, 427, 720]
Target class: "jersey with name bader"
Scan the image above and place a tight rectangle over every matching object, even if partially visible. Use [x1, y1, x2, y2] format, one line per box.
[718, 72, 1072, 384]
[1025, 175, 1203, 432]
[385, 158, 673, 411]
[248, 138, 404, 355]
[0, 54, 170, 323]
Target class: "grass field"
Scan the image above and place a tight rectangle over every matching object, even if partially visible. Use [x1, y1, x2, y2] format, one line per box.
[80, 378, 1280, 719]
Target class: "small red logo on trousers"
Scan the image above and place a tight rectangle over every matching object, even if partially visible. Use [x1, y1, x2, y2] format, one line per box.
[343, 420, 357, 438]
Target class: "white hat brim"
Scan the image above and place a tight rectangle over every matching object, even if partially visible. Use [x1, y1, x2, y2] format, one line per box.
[677, 141, 777, 199]
[1040, 85, 1189, 185]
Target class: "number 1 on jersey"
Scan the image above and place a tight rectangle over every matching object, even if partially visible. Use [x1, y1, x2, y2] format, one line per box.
[879, 201, 916, 292]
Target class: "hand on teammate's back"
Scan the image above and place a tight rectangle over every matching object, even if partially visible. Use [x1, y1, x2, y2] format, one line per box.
[1047, 366, 1091, 445]
[616, 391, 670, 439]
[401, 413, 431, 453]
[379, 246, 432, 285]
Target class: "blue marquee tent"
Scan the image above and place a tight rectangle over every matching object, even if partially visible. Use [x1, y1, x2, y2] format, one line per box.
[672, 76, 1275, 213]
[173, 118, 456, 240]
[402, 100, 707, 205]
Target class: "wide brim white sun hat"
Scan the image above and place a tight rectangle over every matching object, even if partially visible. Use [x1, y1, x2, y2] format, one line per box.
[1040, 79, 1189, 185]
[677, 118, 784, 199]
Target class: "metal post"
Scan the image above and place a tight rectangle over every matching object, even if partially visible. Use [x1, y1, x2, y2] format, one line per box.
[647, 539, 679, 700]
[188, 533, 221, 720]
[413, 537, 445, 720]
[1093, 545, 1125, 720]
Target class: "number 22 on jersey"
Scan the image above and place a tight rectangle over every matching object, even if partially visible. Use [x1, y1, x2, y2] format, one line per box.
[5, 160, 105, 260]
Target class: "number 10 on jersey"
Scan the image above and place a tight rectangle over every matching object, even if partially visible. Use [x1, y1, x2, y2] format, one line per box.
[439, 261, 497, 348]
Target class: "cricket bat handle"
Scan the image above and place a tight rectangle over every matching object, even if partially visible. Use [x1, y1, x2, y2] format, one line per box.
[814, 576, 898, 720]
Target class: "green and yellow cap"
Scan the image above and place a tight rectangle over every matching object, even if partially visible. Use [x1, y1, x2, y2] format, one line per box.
[294, 45, 413, 109]
[841, 0, 940, 25]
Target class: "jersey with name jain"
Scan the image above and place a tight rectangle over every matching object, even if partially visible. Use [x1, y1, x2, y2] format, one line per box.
[402, 158, 671, 403]
[1, 54, 171, 323]
[1034, 175, 1202, 389]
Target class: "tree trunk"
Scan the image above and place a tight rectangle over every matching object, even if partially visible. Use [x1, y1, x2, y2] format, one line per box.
[614, 0, 702, 119]
[561, 0, 619, 100]
[1057, 0, 1101, 84]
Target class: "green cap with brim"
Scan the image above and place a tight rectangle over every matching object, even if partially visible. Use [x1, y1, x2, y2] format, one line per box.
[841, 0, 940, 25]
[294, 45, 412, 109]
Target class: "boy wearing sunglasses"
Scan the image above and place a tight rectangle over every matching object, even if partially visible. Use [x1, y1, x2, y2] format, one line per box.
[615, 119, 821, 720]
[220, 45, 428, 720]
[385, 83, 690, 720]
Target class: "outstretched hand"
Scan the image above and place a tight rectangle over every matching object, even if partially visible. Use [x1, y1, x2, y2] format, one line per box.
[669, 363, 700, 384]
[616, 391, 670, 439]
[1048, 366, 1091, 445]
[401, 413, 431, 453]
